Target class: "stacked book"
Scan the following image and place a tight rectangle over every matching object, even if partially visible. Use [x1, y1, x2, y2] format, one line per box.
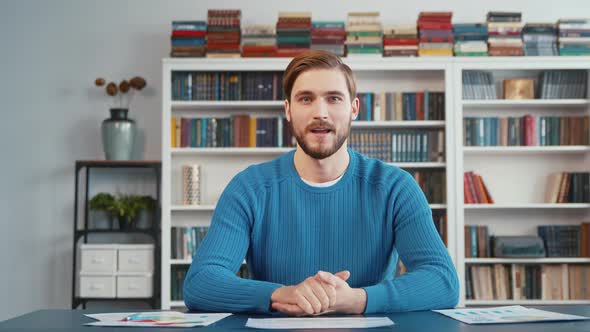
[382, 25, 419, 57]
[463, 171, 494, 204]
[206, 9, 241, 58]
[453, 23, 488, 56]
[523, 23, 558, 56]
[276, 12, 312, 57]
[170, 20, 207, 57]
[311, 21, 346, 56]
[545, 172, 590, 204]
[487, 11, 524, 56]
[558, 18, 590, 56]
[241, 25, 277, 57]
[538, 225, 581, 257]
[345, 12, 382, 57]
[417, 11, 454, 57]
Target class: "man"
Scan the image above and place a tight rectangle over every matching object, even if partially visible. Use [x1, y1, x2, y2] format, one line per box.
[183, 50, 459, 316]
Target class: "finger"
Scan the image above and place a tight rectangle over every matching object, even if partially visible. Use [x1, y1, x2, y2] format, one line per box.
[272, 302, 306, 316]
[319, 281, 337, 307]
[316, 271, 339, 286]
[295, 291, 315, 315]
[307, 278, 331, 311]
[335, 270, 351, 281]
[300, 284, 322, 314]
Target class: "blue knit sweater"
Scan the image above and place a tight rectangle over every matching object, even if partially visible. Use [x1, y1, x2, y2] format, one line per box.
[183, 149, 459, 313]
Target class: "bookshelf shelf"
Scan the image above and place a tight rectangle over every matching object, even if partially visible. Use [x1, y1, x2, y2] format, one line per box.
[171, 147, 293, 155]
[170, 301, 186, 307]
[464, 203, 590, 210]
[462, 99, 589, 108]
[171, 100, 284, 110]
[463, 146, 590, 154]
[353, 121, 445, 128]
[465, 258, 590, 264]
[388, 162, 446, 168]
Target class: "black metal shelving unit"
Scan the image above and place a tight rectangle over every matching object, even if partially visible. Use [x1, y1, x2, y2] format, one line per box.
[71, 160, 161, 309]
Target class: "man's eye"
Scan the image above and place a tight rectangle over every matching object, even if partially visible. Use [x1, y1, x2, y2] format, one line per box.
[300, 97, 311, 103]
[329, 96, 342, 102]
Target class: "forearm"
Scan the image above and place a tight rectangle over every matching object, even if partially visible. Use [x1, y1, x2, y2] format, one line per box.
[363, 257, 459, 313]
[184, 264, 283, 313]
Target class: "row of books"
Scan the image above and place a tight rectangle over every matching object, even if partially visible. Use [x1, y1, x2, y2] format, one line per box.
[407, 170, 446, 205]
[464, 224, 590, 258]
[466, 264, 590, 300]
[171, 71, 284, 101]
[170, 116, 296, 148]
[171, 226, 209, 260]
[171, 265, 188, 301]
[348, 129, 445, 163]
[538, 70, 588, 99]
[356, 91, 445, 121]
[463, 171, 493, 204]
[462, 70, 588, 100]
[463, 116, 590, 147]
[170, 11, 590, 57]
[538, 225, 590, 257]
[545, 172, 590, 204]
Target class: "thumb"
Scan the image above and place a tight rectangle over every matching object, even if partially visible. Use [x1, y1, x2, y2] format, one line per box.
[335, 270, 350, 281]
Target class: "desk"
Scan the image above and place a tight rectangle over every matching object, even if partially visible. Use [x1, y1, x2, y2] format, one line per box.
[1, 306, 589, 331]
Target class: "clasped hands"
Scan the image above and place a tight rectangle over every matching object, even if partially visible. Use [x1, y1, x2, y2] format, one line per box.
[270, 270, 367, 316]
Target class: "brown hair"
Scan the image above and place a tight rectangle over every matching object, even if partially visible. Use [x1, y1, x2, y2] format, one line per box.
[282, 50, 356, 102]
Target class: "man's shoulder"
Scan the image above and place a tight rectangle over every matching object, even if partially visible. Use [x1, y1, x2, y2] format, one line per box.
[351, 150, 412, 187]
[233, 151, 293, 188]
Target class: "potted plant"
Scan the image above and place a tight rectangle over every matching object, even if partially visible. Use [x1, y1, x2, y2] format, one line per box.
[136, 195, 157, 229]
[89, 193, 116, 229]
[94, 76, 147, 160]
[110, 194, 144, 230]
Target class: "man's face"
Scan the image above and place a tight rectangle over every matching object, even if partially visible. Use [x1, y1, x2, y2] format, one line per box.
[285, 68, 359, 160]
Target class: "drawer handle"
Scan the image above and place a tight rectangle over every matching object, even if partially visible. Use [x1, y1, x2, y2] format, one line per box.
[128, 257, 141, 264]
[90, 284, 104, 290]
[91, 257, 105, 264]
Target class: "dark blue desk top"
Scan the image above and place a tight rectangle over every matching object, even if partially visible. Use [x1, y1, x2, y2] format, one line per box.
[1, 306, 589, 331]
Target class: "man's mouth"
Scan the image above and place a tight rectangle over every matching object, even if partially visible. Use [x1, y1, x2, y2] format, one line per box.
[309, 128, 332, 134]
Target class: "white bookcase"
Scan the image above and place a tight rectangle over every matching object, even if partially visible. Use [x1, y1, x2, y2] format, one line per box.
[161, 57, 456, 309]
[161, 56, 590, 310]
[452, 57, 590, 306]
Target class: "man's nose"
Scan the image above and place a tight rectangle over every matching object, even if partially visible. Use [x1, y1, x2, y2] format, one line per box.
[312, 98, 329, 120]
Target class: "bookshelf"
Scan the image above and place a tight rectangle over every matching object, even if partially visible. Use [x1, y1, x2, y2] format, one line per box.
[161, 57, 457, 309]
[453, 57, 590, 306]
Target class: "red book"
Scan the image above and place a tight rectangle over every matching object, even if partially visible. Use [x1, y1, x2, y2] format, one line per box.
[418, 22, 453, 30]
[464, 174, 475, 204]
[172, 30, 207, 38]
[416, 92, 424, 120]
[383, 38, 419, 46]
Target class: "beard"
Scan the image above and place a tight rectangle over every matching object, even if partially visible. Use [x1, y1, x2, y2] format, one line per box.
[288, 118, 351, 160]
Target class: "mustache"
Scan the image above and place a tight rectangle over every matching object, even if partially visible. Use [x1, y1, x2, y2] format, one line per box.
[305, 120, 335, 131]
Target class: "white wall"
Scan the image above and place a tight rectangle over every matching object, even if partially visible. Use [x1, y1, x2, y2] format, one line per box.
[1, 0, 589, 321]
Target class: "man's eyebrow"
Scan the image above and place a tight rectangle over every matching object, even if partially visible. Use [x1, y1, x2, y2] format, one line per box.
[293, 90, 346, 98]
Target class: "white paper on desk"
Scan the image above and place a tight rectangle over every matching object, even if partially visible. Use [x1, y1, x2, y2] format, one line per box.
[84, 312, 232, 328]
[246, 317, 394, 329]
[433, 305, 590, 325]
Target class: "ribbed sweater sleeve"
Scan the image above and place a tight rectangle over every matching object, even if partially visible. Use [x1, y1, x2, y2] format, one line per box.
[362, 171, 459, 313]
[183, 173, 283, 313]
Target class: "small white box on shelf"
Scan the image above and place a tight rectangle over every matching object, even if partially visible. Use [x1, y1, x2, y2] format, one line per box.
[117, 244, 154, 273]
[80, 244, 118, 273]
[117, 273, 153, 298]
[79, 272, 116, 298]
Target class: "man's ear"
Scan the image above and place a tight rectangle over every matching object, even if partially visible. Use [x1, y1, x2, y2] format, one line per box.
[284, 99, 291, 122]
[351, 97, 360, 120]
